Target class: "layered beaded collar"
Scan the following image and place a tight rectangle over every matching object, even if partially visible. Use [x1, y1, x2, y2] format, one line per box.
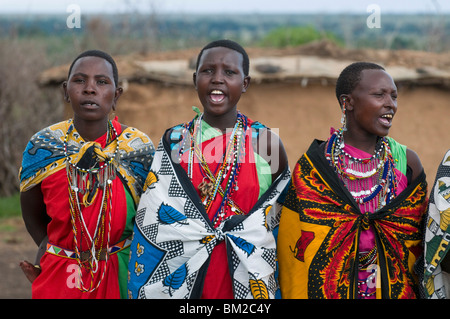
[63, 119, 119, 292]
[179, 112, 248, 226]
[325, 128, 399, 208]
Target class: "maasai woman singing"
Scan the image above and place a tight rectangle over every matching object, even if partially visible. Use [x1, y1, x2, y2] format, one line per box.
[278, 62, 428, 299]
[19, 50, 155, 298]
[127, 40, 290, 299]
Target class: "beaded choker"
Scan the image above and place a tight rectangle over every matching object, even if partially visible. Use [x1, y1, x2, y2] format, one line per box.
[325, 128, 398, 208]
[179, 113, 247, 226]
[63, 120, 119, 292]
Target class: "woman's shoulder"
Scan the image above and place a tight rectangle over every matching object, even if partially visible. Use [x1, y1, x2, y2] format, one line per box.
[120, 123, 128, 133]
[250, 122, 288, 181]
[116, 122, 155, 153]
[406, 148, 423, 181]
[164, 123, 185, 142]
[27, 120, 70, 143]
[118, 122, 149, 138]
[387, 136, 423, 182]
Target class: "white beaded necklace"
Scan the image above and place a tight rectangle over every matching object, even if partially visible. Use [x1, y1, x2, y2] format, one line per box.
[63, 119, 119, 292]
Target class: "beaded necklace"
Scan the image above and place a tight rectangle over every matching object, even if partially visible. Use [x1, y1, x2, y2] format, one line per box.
[180, 113, 247, 226]
[325, 128, 398, 209]
[326, 128, 400, 299]
[63, 120, 119, 292]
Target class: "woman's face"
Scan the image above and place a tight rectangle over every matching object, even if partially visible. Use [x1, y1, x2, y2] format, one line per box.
[64, 56, 122, 124]
[346, 69, 398, 138]
[193, 46, 250, 125]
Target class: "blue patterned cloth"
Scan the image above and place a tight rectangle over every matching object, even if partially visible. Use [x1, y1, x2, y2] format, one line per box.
[127, 135, 290, 299]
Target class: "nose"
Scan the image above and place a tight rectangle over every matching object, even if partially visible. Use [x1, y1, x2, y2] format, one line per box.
[83, 79, 97, 94]
[211, 70, 224, 84]
[384, 94, 397, 112]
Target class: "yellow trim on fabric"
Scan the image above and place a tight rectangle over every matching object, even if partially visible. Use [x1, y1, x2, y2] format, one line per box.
[374, 221, 419, 299]
[375, 229, 391, 298]
[19, 120, 72, 192]
[405, 239, 422, 277]
[304, 153, 334, 192]
[19, 158, 65, 192]
[19, 120, 151, 204]
[278, 206, 331, 299]
[376, 259, 382, 299]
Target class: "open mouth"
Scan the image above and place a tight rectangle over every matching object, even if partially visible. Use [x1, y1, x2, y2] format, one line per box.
[81, 101, 100, 108]
[209, 90, 225, 103]
[379, 113, 393, 126]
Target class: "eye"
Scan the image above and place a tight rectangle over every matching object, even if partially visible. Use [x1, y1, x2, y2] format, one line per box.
[225, 69, 236, 76]
[200, 68, 213, 74]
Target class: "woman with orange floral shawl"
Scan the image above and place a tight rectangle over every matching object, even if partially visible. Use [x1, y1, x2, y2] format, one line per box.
[278, 62, 428, 299]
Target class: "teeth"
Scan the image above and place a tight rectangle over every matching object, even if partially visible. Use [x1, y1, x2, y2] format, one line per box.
[382, 114, 393, 119]
[211, 90, 223, 95]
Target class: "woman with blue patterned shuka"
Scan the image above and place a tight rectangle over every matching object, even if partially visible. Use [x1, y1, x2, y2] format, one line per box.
[127, 40, 290, 299]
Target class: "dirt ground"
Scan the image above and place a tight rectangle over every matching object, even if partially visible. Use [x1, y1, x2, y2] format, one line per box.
[0, 218, 33, 298]
[2, 42, 450, 298]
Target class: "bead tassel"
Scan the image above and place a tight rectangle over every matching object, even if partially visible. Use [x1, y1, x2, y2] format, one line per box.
[64, 120, 117, 292]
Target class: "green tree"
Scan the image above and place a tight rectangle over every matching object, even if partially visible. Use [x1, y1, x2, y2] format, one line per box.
[260, 25, 341, 48]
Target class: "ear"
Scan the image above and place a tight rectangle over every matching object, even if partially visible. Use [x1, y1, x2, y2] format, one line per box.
[339, 94, 352, 110]
[193, 72, 198, 90]
[242, 76, 251, 93]
[62, 81, 70, 103]
[112, 86, 123, 111]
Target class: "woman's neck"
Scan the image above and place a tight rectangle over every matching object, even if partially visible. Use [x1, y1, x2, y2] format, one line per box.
[202, 112, 238, 132]
[73, 118, 108, 142]
[342, 130, 380, 155]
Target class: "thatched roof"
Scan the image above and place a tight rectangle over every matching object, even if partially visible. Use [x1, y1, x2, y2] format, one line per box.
[38, 40, 450, 88]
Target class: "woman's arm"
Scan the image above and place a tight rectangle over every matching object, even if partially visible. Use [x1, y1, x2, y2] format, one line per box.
[406, 148, 423, 184]
[20, 184, 50, 282]
[20, 184, 49, 246]
[254, 128, 288, 182]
